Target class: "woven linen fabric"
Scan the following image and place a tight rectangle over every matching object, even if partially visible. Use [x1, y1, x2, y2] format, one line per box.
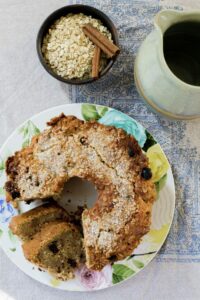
[0, 0, 200, 299]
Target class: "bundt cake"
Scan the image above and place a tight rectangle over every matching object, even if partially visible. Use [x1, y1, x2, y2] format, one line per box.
[5, 114, 156, 270]
[9, 202, 70, 241]
[22, 221, 83, 280]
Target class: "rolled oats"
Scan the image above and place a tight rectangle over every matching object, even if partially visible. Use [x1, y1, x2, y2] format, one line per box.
[42, 13, 112, 79]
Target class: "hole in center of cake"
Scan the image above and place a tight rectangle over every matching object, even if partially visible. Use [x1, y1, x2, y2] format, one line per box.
[58, 177, 97, 213]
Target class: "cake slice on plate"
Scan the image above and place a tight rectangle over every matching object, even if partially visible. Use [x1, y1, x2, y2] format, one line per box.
[9, 202, 70, 241]
[22, 221, 83, 280]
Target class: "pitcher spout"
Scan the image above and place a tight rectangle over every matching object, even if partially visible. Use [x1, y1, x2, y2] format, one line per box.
[154, 10, 183, 34]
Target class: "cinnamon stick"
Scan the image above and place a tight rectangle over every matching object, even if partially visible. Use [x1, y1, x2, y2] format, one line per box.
[83, 24, 120, 58]
[92, 46, 101, 78]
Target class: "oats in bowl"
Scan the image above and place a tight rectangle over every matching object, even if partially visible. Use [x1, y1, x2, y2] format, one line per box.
[42, 13, 112, 80]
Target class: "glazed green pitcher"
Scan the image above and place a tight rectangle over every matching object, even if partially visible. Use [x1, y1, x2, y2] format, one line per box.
[135, 10, 200, 119]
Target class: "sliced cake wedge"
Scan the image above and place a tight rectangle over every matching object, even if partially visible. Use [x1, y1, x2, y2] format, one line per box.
[9, 203, 70, 241]
[22, 221, 83, 280]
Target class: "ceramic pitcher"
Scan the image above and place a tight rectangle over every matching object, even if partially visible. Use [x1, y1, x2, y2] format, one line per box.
[135, 10, 200, 119]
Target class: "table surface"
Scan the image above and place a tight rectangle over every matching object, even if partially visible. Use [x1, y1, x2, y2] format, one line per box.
[1, 0, 200, 299]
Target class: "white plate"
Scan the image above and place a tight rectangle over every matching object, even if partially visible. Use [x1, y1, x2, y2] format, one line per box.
[0, 103, 175, 291]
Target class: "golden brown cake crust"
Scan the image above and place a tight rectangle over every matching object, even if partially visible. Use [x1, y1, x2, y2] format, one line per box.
[5, 114, 156, 270]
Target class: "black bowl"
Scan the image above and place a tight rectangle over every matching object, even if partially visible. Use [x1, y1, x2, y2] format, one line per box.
[36, 4, 119, 85]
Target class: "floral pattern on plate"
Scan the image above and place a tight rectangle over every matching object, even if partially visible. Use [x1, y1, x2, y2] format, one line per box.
[0, 104, 175, 291]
